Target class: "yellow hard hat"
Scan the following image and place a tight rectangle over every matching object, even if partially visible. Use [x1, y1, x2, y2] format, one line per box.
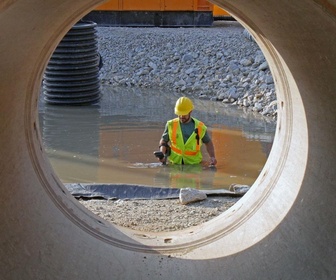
[174, 97, 194, 115]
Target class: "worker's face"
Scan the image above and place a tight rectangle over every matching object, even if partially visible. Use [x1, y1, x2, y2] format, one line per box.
[178, 112, 191, 124]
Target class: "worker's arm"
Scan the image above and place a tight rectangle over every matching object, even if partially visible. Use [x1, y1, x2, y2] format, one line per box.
[159, 139, 169, 156]
[204, 140, 217, 165]
[157, 124, 170, 163]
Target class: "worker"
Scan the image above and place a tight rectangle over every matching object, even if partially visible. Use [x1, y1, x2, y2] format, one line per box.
[158, 97, 217, 165]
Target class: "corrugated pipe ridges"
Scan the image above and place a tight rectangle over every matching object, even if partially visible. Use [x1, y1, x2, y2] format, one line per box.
[43, 20, 102, 105]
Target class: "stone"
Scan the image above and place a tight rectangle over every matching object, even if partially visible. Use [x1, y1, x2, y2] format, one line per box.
[243, 99, 250, 107]
[182, 53, 194, 62]
[259, 61, 269, 71]
[265, 75, 274, 84]
[148, 62, 157, 70]
[185, 67, 194, 74]
[254, 102, 263, 111]
[229, 184, 251, 195]
[254, 54, 265, 64]
[179, 188, 207, 205]
[240, 58, 253, 66]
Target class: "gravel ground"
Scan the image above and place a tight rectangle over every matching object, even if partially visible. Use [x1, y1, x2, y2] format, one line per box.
[79, 196, 240, 232]
[97, 20, 277, 118]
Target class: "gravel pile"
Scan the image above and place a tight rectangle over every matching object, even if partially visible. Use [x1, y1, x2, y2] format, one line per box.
[79, 196, 239, 232]
[97, 21, 277, 119]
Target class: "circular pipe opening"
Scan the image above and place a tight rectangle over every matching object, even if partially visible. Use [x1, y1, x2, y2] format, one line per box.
[29, 9, 306, 258]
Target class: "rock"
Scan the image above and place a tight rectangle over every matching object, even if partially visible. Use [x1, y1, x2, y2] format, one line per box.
[269, 100, 278, 109]
[259, 61, 269, 71]
[265, 75, 274, 84]
[182, 53, 194, 62]
[148, 61, 157, 70]
[185, 67, 195, 74]
[253, 102, 263, 112]
[228, 86, 238, 98]
[254, 54, 265, 64]
[179, 188, 207, 205]
[240, 58, 253, 66]
[229, 184, 251, 195]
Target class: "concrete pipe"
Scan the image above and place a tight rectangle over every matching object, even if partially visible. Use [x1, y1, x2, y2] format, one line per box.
[0, 0, 335, 279]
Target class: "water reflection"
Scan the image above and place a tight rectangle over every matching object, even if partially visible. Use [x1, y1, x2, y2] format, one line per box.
[40, 104, 101, 181]
[39, 85, 276, 189]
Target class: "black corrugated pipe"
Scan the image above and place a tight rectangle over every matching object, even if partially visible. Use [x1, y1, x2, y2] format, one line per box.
[43, 20, 102, 105]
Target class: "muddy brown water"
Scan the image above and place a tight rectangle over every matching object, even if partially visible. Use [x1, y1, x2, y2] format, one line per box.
[39, 86, 276, 190]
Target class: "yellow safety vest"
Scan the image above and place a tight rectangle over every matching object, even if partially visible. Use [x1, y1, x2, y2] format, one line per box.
[167, 118, 206, 164]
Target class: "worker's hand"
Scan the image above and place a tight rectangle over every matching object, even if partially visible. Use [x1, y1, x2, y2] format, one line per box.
[158, 157, 166, 164]
[209, 157, 217, 166]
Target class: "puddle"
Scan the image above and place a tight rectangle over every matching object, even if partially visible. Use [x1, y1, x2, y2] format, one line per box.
[39, 86, 276, 190]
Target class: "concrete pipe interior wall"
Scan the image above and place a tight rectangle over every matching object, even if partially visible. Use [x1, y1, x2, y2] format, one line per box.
[0, 0, 335, 279]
